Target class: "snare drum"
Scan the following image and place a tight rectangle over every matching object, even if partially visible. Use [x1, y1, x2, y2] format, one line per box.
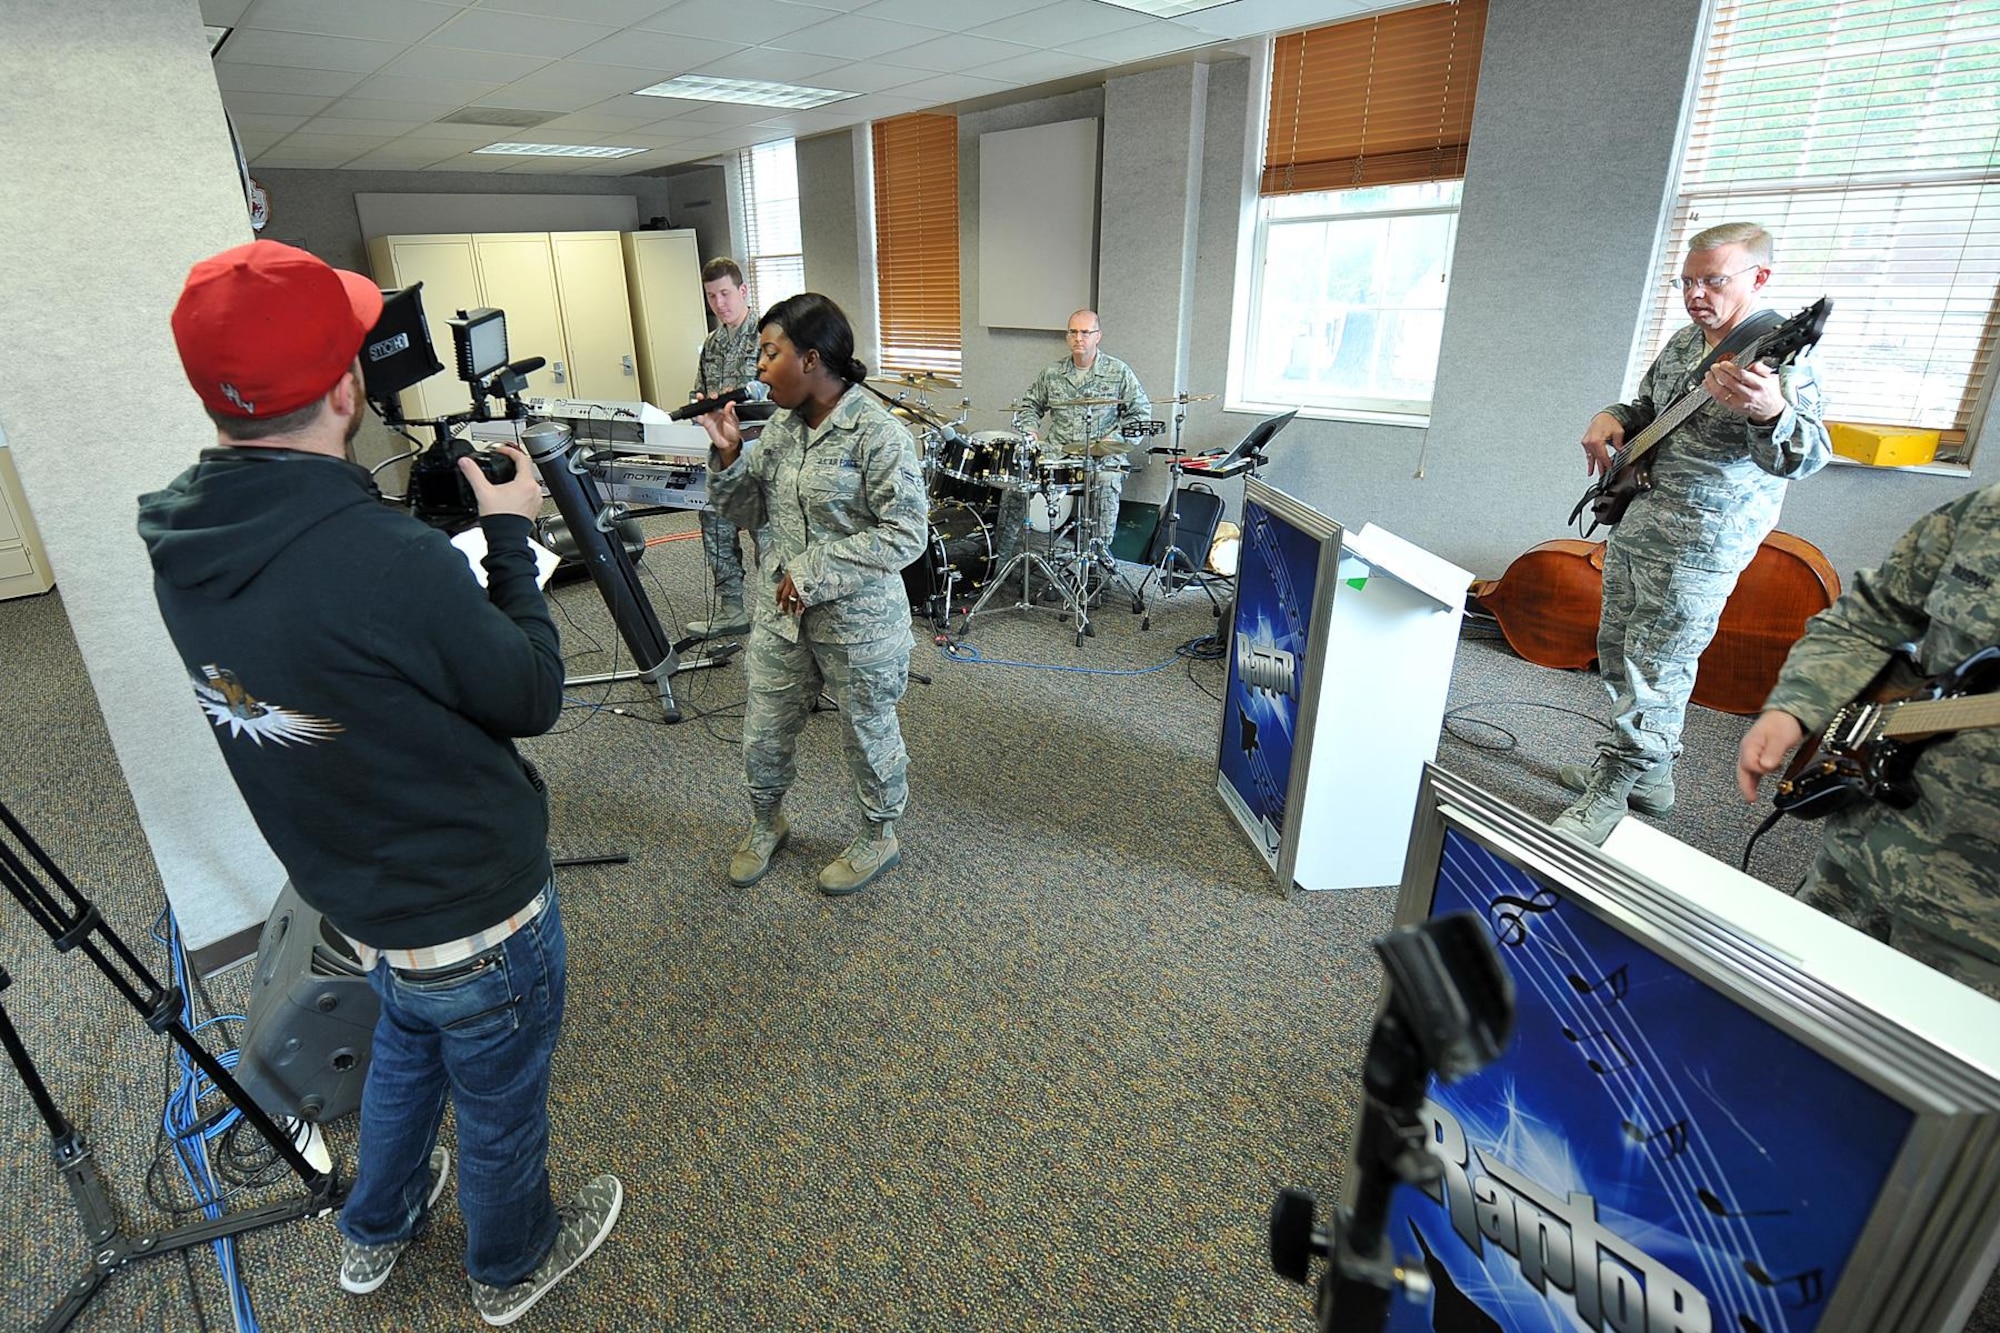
[1027, 458, 1085, 533]
[902, 500, 995, 615]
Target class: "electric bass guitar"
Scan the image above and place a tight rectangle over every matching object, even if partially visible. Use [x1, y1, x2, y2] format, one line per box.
[1570, 297, 1833, 537]
[1774, 644, 2000, 819]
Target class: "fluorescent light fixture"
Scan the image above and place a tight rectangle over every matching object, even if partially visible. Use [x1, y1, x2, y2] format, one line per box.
[1088, 0, 1237, 14]
[473, 142, 647, 158]
[634, 75, 855, 110]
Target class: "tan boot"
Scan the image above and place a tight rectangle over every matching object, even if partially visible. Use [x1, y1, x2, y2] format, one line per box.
[1558, 761, 1676, 816]
[817, 824, 900, 897]
[686, 603, 750, 639]
[1552, 765, 1640, 846]
[727, 811, 789, 887]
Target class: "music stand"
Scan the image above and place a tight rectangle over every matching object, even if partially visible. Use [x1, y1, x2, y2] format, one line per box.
[1137, 410, 1296, 627]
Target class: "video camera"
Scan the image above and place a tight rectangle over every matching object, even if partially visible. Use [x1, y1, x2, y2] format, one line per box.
[360, 284, 539, 530]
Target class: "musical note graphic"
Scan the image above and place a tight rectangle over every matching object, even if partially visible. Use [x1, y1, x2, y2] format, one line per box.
[1487, 887, 1559, 946]
[1620, 1116, 1689, 1160]
[1744, 1259, 1825, 1307]
[1567, 964, 1629, 1003]
[1738, 1316, 1766, 1333]
[1697, 1187, 1789, 1219]
[1561, 1025, 1631, 1075]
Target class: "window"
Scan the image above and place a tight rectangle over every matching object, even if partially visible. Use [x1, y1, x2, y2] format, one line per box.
[1640, 0, 2000, 461]
[737, 139, 805, 317]
[1237, 0, 1486, 419]
[871, 113, 961, 379]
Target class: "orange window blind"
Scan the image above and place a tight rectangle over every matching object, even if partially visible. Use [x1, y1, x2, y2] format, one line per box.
[872, 113, 962, 377]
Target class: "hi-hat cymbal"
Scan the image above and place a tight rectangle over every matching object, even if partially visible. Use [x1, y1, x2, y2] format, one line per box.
[898, 371, 961, 392]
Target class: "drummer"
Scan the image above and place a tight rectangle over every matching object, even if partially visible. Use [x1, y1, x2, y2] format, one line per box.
[1001, 310, 1150, 577]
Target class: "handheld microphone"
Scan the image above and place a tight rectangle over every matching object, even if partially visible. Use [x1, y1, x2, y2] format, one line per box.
[670, 386, 753, 421]
[505, 356, 546, 376]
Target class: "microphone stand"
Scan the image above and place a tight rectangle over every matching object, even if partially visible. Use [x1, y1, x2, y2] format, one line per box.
[0, 796, 344, 1332]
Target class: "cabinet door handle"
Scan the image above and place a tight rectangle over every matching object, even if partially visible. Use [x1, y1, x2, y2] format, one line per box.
[552, 361, 566, 384]
[622, 355, 635, 376]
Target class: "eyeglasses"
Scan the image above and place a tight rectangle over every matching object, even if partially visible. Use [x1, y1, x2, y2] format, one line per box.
[1669, 265, 1762, 292]
[1066, 328, 1099, 338]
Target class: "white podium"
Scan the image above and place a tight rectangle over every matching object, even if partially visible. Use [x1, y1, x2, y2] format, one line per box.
[1217, 478, 1471, 892]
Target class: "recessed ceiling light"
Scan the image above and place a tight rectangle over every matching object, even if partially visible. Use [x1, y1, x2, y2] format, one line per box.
[1088, 0, 1236, 15]
[634, 75, 856, 110]
[473, 142, 648, 158]
[206, 26, 232, 54]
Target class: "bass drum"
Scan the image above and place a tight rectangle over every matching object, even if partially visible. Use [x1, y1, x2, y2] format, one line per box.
[903, 500, 995, 618]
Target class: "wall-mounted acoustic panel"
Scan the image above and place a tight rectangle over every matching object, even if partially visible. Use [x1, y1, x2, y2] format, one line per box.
[978, 118, 1099, 331]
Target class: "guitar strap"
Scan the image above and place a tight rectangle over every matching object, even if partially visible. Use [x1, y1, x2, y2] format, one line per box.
[1686, 307, 1785, 394]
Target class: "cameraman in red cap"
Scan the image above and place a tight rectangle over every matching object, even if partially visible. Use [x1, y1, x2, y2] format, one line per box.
[138, 241, 621, 1325]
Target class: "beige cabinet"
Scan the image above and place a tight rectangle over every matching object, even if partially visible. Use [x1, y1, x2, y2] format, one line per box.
[621, 229, 709, 410]
[0, 444, 55, 599]
[367, 230, 643, 415]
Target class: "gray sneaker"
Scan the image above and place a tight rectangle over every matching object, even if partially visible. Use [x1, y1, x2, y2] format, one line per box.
[470, 1174, 623, 1327]
[339, 1146, 451, 1294]
[1558, 761, 1675, 816]
[818, 826, 901, 897]
[728, 811, 790, 887]
[684, 604, 750, 639]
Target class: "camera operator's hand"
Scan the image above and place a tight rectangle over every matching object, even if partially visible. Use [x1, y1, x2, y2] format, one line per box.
[697, 402, 744, 466]
[460, 444, 543, 521]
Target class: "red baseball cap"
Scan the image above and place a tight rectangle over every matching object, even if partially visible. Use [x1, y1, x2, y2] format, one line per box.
[172, 240, 384, 420]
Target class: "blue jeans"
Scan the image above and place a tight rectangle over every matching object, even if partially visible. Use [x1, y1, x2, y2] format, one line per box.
[337, 880, 566, 1288]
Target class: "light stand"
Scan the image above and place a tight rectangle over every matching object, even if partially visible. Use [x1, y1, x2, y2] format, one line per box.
[0, 797, 343, 1333]
[1269, 911, 1514, 1333]
[520, 419, 693, 723]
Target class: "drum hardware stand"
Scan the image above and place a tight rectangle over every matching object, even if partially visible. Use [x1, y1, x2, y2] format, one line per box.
[957, 475, 1090, 643]
[1057, 437, 1146, 633]
[1136, 399, 1226, 629]
[0, 796, 344, 1332]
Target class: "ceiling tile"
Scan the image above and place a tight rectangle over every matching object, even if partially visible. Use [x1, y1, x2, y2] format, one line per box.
[812, 63, 930, 94]
[855, 0, 1047, 23]
[466, 85, 614, 115]
[684, 47, 845, 83]
[638, 0, 840, 42]
[641, 100, 785, 127]
[568, 29, 740, 68]
[202, 0, 255, 22]
[877, 33, 1037, 74]
[343, 72, 510, 105]
[764, 15, 930, 60]
[300, 115, 430, 137]
[380, 44, 549, 84]
[221, 90, 340, 117]
[882, 72, 1018, 103]
[232, 0, 459, 44]
[1057, 22, 1216, 62]
[255, 148, 370, 168]
[213, 28, 402, 74]
[326, 97, 467, 121]
[975, 48, 1107, 84]
[749, 107, 861, 134]
[426, 9, 620, 59]
[397, 120, 523, 143]
[832, 91, 942, 117]
[274, 132, 399, 155]
[495, 61, 650, 99]
[230, 112, 311, 133]
[472, 0, 678, 21]
[536, 110, 665, 131]
[969, 0, 1148, 45]
[213, 62, 369, 97]
[341, 146, 463, 170]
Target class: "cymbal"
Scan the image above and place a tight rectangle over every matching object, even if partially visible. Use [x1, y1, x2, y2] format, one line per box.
[897, 371, 961, 392]
[1045, 396, 1123, 408]
[1165, 392, 1217, 403]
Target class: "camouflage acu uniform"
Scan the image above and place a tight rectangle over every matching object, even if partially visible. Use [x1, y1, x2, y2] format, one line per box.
[1595, 322, 1830, 775]
[1762, 484, 2000, 999]
[1001, 351, 1150, 564]
[708, 386, 928, 827]
[692, 317, 762, 609]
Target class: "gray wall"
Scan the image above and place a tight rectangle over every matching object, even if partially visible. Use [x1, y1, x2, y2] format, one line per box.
[797, 128, 875, 362]
[648, 164, 730, 271]
[801, 0, 1996, 582]
[0, 0, 288, 954]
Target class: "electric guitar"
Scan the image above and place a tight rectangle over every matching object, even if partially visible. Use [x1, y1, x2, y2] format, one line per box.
[1570, 297, 1833, 537]
[1774, 644, 2000, 819]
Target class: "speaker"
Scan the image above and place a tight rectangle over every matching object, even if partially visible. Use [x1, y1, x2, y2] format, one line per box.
[234, 882, 378, 1124]
[1146, 486, 1225, 569]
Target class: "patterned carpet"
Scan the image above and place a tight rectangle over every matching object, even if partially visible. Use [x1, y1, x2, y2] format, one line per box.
[0, 510, 1990, 1331]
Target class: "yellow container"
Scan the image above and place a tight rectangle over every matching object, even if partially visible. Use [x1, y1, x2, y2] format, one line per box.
[1828, 421, 1940, 467]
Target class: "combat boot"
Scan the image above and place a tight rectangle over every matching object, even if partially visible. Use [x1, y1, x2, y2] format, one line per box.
[728, 809, 789, 887]
[818, 823, 900, 897]
[1558, 760, 1675, 816]
[686, 602, 750, 639]
[1551, 762, 1640, 846]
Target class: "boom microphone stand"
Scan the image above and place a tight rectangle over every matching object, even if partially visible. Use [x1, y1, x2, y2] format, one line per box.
[0, 796, 343, 1332]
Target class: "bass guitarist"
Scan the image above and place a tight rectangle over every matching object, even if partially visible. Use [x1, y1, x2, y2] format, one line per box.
[1556, 222, 1831, 844]
[1738, 484, 2000, 1000]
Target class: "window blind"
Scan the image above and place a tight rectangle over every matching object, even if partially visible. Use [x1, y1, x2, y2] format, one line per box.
[872, 113, 962, 378]
[1261, 0, 1487, 197]
[1637, 0, 2000, 448]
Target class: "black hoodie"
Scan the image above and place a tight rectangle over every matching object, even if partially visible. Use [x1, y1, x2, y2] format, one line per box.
[137, 448, 562, 949]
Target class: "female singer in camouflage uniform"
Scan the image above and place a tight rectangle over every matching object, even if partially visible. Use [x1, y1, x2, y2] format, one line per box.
[698, 293, 929, 896]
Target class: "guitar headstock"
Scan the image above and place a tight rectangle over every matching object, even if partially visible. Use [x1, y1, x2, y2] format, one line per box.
[1750, 297, 1833, 368]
